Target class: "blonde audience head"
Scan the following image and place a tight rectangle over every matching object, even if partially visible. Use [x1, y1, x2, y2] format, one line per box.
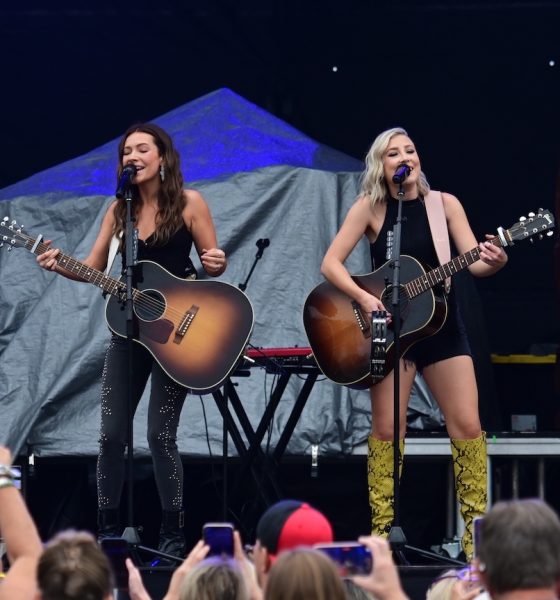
[179, 555, 249, 600]
[263, 547, 346, 600]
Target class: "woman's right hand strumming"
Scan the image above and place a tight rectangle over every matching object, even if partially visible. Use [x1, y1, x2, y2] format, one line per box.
[36, 240, 61, 272]
[360, 293, 392, 322]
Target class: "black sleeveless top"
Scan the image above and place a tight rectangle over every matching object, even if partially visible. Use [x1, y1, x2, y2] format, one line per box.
[121, 224, 197, 279]
[369, 196, 470, 368]
[369, 197, 438, 271]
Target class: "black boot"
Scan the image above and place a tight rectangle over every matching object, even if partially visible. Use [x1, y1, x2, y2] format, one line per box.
[157, 509, 186, 558]
[97, 508, 120, 541]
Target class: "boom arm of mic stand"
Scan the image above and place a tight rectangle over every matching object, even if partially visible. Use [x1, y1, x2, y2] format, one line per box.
[239, 239, 270, 291]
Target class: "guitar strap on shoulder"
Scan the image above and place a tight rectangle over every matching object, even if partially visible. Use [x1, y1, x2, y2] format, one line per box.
[105, 233, 121, 276]
[424, 190, 451, 293]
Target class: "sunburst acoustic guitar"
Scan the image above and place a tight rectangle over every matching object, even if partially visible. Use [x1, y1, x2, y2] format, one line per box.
[1, 217, 254, 392]
[303, 209, 555, 390]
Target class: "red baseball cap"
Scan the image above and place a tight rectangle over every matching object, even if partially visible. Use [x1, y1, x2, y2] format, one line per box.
[256, 500, 333, 559]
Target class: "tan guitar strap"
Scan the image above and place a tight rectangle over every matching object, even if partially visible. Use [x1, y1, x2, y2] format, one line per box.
[424, 190, 451, 293]
[104, 233, 121, 276]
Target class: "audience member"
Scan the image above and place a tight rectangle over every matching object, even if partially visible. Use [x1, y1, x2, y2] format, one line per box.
[342, 578, 375, 599]
[426, 567, 483, 600]
[352, 536, 408, 600]
[126, 531, 261, 600]
[0, 445, 42, 600]
[178, 555, 249, 600]
[37, 530, 114, 600]
[252, 499, 333, 589]
[475, 498, 560, 600]
[264, 548, 347, 600]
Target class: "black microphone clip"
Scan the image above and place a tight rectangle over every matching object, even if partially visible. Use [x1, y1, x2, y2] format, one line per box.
[116, 164, 138, 199]
[256, 238, 270, 258]
[392, 164, 412, 184]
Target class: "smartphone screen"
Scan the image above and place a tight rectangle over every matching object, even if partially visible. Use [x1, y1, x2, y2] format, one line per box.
[314, 542, 372, 576]
[202, 522, 234, 557]
[473, 516, 484, 559]
[100, 537, 130, 590]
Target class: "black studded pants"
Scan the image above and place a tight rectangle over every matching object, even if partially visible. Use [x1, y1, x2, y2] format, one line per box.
[97, 335, 188, 512]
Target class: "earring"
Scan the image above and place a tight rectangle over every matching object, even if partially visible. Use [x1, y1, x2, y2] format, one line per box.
[160, 165, 165, 182]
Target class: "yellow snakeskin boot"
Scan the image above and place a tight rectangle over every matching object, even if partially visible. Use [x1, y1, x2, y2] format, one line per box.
[451, 432, 487, 560]
[367, 435, 405, 537]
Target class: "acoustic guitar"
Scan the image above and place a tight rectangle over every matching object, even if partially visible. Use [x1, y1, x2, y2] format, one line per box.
[303, 209, 555, 390]
[1, 218, 254, 392]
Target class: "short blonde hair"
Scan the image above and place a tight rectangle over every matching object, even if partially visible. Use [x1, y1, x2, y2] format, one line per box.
[426, 569, 461, 600]
[179, 556, 249, 600]
[359, 126, 430, 208]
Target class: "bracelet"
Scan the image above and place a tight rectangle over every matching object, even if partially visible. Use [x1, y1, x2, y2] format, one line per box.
[0, 465, 18, 479]
[0, 477, 15, 490]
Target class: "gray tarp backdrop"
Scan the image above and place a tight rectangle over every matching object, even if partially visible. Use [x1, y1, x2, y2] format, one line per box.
[0, 88, 447, 459]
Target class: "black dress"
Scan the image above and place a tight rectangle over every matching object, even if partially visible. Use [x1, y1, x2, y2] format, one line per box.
[369, 197, 471, 371]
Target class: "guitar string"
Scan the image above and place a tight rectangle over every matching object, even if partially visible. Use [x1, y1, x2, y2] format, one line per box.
[17, 232, 213, 328]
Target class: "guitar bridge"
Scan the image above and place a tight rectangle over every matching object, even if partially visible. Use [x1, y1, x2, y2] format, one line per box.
[174, 305, 199, 344]
[351, 300, 371, 338]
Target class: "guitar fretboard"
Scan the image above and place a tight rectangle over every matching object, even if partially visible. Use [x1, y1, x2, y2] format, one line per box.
[25, 237, 127, 299]
[405, 236, 502, 298]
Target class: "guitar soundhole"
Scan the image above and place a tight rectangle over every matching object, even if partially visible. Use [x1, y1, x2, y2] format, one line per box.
[134, 289, 166, 322]
[381, 285, 410, 321]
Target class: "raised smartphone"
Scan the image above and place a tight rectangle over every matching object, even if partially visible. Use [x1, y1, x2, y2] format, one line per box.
[100, 537, 130, 590]
[202, 522, 234, 557]
[314, 541, 372, 576]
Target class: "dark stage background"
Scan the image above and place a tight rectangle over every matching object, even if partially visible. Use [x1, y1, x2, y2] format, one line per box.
[2, 0, 559, 351]
[2, 0, 560, 584]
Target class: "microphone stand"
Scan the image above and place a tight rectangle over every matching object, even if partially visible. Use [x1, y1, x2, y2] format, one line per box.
[217, 238, 270, 520]
[387, 181, 406, 561]
[119, 186, 183, 571]
[121, 185, 141, 547]
[387, 181, 464, 566]
[239, 238, 270, 291]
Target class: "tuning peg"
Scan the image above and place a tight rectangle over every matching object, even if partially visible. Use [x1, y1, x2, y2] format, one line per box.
[529, 238, 534, 243]
[528, 212, 535, 218]
[519, 216, 526, 221]
[547, 231, 554, 237]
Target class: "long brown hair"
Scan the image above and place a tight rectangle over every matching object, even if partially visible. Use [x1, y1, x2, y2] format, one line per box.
[114, 122, 185, 245]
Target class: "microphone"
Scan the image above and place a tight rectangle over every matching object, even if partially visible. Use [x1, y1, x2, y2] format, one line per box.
[256, 238, 270, 250]
[392, 164, 412, 184]
[115, 164, 138, 199]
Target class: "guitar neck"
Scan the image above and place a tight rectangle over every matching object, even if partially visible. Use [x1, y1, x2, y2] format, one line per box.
[27, 237, 125, 298]
[406, 235, 503, 298]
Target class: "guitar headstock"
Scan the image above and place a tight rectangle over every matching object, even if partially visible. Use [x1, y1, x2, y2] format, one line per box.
[502, 208, 555, 246]
[0, 217, 28, 251]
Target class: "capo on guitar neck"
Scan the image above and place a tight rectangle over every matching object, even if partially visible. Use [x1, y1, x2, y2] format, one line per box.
[30, 234, 43, 254]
